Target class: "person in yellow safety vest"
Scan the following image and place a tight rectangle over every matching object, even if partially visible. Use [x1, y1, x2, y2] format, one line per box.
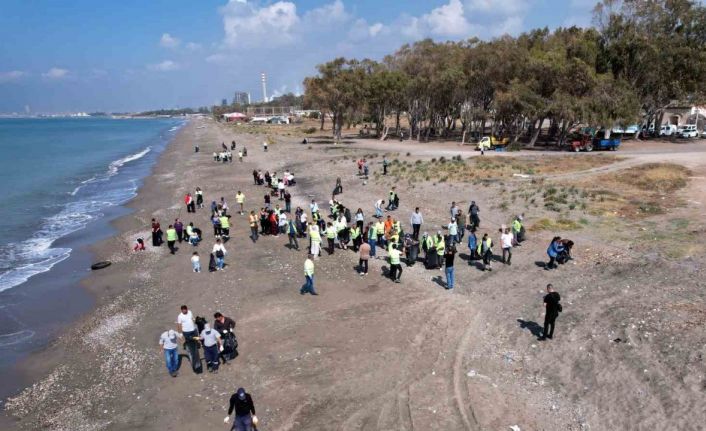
[387, 229, 400, 252]
[325, 222, 336, 255]
[248, 211, 258, 243]
[300, 255, 317, 295]
[375, 220, 386, 247]
[219, 215, 231, 240]
[387, 187, 398, 211]
[477, 233, 493, 271]
[350, 225, 361, 252]
[393, 220, 402, 237]
[166, 225, 177, 254]
[308, 223, 321, 258]
[512, 216, 523, 244]
[388, 243, 403, 283]
[335, 218, 348, 250]
[435, 232, 445, 269]
[235, 191, 245, 215]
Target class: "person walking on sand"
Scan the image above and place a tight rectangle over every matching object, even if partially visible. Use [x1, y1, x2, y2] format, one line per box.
[151, 218, 163, 246]
[367, 221, 377, 259]
[448, 218, 460, 244]
[541, 284, 562, 340]
[284, 190, 292, 213]
[388, 243, 403, 283]
[236, 191, 245, 215]
[286, 218, 299, 250]
[301, 255, 318, 295]
[309, 223, 321, 259]
[324, 222, 336, 255]
[500, 227, 513, 265]
[177, 305, 197, 340]
[375, 199, 385, 218]
[263, 140, 268, 152]
[191, 251, 201, 272]
[467, 228, 478, 263]
[358, 239, 371, 276]
[238, 149, 243, 162]
[410, 207, 423, 241]
[468, 201, 480, 230]
[213, 239, 227, 271]
[248, 211, 259, 243]
[444, 243, 457, 289]
[159, 328, 183, 377]
[166, 224, 178, 254]
[185, 193, 195, 213]
[195, 187, 204, 209]
[382, 156, 389, 175]
[219, 214, 231, 241]
[224, 388, 258, 431]
[477, 233, 493, 271]
[174, 219, 184, 243]
[200, 323, 221, 373]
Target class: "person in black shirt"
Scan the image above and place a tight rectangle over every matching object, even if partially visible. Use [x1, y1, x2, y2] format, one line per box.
[541, 284, 562, 340]
[225, 387, 257, 431]
[444, 244, 456, 290]
[214, 312, 236, 365]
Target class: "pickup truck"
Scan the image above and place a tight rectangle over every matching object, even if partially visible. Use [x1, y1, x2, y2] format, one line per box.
[477, 136, 510, 151]
[571, 134, 621, 152]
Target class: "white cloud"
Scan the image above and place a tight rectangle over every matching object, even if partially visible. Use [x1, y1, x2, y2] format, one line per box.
[421, 0, 472, 37]
[303, 0, 348, 26]
[160, 33, 181, 48]
[368, 23, 384, 37]
[206, 53, 228, 63]
[186, 42, 202, 51]
[221, 0, 300, 47]
[42, 67, 69, 79]
[465, 0, 528, 14]
[0, 70, 26, 83]
[148, 60, 179, 71]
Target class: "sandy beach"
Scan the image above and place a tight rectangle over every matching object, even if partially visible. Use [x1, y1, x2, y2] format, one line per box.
[2, 117, 705, 431]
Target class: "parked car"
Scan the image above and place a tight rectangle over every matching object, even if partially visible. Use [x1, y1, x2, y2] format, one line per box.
[701, 128, 706, 138]
[678, 124, 698, 138]
[659, 124, 677, 136]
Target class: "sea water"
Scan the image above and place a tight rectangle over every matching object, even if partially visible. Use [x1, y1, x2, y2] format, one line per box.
[0, 117, 183, 293]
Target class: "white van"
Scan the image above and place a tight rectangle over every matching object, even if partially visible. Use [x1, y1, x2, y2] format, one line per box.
[659, 124, 677, 136]
[678, 124, 698, 138]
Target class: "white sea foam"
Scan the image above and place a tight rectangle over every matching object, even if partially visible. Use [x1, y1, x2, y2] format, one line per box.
[0, 145, 156, 293]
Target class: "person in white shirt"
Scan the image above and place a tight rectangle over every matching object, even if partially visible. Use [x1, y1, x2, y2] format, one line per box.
[278, 212, 288, 234]
[500, 227, 514, 265]
[410, 207, 424, 240]
[177, 305, 197, 339]
[200, 323, 222, 373]
[212, 239, 227, 271]
[191, 252, 201, 272]
[310, 200, 319, 215]
[375, 199, 385, 218]
[448, 218, 459, 244]
[159, 329, 183, 377]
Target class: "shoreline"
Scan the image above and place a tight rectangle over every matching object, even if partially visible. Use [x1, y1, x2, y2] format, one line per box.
[2, 118, 703, 430]
[0, 119, 187, 405]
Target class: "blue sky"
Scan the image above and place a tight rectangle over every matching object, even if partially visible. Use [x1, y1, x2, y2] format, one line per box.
[0, 0, 598, 113]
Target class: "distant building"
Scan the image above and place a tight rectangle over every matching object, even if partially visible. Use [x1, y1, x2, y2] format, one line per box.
[232, 92, 250, 105]
[246, 105, 299, 116]
[661, 104, 706, 127]
[221, 99, 228, 107]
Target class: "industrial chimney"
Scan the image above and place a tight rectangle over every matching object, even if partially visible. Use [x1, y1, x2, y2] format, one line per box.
[261, 72, 268, 103]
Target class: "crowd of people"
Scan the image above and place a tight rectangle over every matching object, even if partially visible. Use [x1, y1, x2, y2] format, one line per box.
[146, 138, 572, 430]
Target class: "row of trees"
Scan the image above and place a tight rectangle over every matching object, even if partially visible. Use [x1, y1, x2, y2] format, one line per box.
[303, 0, 706, 145]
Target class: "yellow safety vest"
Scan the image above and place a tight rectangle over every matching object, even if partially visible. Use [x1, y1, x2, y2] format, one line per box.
[389, 249, 401, 265]
[304, 259, 314, 276]
[219, 216, 230, 229]
[166, 229, 177, 241]
[436, 237, 445, 255]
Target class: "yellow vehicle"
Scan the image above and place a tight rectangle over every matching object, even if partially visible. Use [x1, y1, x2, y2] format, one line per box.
[477, 136, 510, 151]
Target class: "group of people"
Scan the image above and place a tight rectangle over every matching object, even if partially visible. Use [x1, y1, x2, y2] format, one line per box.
[159, 305, 256, 430]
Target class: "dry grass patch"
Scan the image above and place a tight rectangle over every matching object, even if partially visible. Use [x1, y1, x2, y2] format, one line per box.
[383, 154, 620, 184]
[577, 163, 691, 218]
[530, 217, 583, 231]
